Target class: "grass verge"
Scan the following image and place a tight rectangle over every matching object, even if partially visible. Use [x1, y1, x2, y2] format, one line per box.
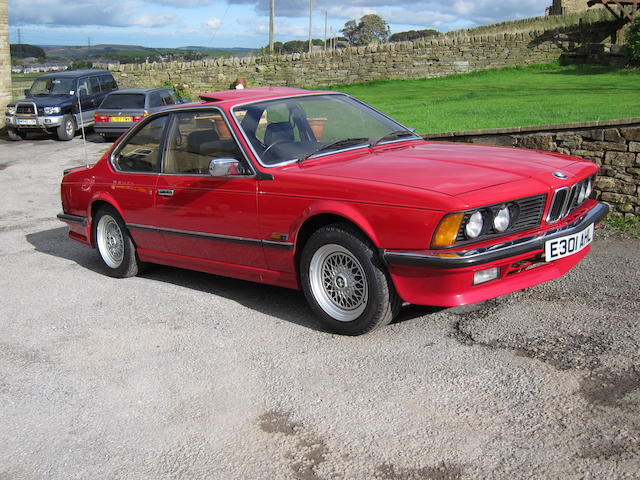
[326, 63, 640, 134]
[598, 215, 640, 239]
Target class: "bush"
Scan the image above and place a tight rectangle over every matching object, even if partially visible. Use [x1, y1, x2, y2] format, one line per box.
[626, 17, 640, 63]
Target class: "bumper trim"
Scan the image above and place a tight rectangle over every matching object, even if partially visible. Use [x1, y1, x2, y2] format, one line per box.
[383, 202, 609, 269]
[57, 212, 88, 227]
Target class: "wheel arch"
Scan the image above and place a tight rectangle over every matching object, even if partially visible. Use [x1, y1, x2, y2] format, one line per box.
[88, 196, 126, 247]
[293, 205, 382, 269]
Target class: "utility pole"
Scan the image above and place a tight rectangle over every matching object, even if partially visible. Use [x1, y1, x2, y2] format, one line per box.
[269, 0, 275, 53]
[17, 28, 21, 44]
[308, 0, 313, 53]
[324, 10, 327, 51]
[87, 37, 91, 49]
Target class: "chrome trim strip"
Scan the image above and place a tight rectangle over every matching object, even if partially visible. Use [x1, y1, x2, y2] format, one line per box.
[383, 202, 608, 269]
[57, 212, 88, 226]
[127, 223, 294, 249]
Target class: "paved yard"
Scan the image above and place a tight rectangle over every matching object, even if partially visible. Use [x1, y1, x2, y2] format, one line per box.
[0, 133, 639, 479]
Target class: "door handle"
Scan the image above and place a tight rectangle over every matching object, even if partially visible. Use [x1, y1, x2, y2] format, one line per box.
[157, 189, 174, 197]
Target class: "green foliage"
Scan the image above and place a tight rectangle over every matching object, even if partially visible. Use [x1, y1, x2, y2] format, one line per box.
[601, 215, 640, 238]
[10, 44, 46, 59]
[626, 17, 640, 64]
[68, 60, 93, 70]
[157, 79, 190, 100]
[325, 63, 640, 133]
[261, 39, 326, 54]
[341, 14, 390, 46]
[389, 29, 441, 42]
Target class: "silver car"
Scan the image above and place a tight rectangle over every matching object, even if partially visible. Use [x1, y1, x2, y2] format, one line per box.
[93, 87, 185, 140]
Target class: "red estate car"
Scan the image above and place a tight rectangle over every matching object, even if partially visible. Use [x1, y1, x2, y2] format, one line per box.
[58, 87, 608, 335]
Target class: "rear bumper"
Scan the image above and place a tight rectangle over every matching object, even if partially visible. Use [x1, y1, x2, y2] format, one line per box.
[93, 123, 132, 135]
[383, 201, 608, 307]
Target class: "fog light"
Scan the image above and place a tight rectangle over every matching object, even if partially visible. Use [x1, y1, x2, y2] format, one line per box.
[473, 267, 499, 285]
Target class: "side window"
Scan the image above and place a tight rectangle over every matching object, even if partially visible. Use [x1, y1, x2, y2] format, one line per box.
[148, 92, 162, 108]
[161, 91, 175, 105]
[99, 75, 116, 92]
[89, 77, 101, 95]
[113, 116, 168, 172]
[163, 110, 244, 175]
[77, 77, 90, 97]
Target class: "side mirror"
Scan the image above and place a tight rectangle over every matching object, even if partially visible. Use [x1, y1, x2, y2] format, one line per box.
[209, 158, 240, 177]
[24, 89, 30, 96]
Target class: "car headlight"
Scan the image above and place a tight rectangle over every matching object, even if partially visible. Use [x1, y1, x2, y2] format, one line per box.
[44, 106, 61, 115]
[6, 105, 15, 115]
[493, 206, 511, 233]
[585, 177, 593, 199]
[465, 211, 484, 239]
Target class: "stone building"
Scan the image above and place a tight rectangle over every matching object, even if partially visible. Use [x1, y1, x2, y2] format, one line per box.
[547, 0, 592, 15]
[0, 0, 10, 128]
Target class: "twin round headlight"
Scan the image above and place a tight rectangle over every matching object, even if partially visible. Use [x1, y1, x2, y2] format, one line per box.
[464, 206, 511, 240]
[577, 177, 593, 204]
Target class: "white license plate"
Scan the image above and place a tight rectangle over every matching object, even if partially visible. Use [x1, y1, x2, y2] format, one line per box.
[16, 118, 37, 125]
[545, 223, 594, 262]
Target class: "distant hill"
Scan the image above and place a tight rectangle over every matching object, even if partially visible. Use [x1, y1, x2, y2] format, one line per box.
[41, 44, 257, 59]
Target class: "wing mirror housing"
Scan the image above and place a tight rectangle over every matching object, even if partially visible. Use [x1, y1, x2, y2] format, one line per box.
[209, 158, 240, 177]
[24, 89, 30, 96]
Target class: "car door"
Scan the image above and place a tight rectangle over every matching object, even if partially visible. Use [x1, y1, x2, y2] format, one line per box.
[75, 76, 95, 126]
[153, 109, 266, 272]
[109, 114, 168, 253]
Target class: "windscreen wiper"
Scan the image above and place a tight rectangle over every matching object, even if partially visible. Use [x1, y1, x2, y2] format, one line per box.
[298, 137, 370, 163]
[368, 130, 419, 148]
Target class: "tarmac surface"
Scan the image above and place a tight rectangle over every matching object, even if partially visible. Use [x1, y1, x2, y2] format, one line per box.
[1, 132, 639, 479]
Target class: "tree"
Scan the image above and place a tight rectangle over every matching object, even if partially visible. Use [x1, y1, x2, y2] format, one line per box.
[10, 44, 46, 59]
[389, 29, 441, 43]
[626, 16, 640, 64]
[341, 14, 390, 46]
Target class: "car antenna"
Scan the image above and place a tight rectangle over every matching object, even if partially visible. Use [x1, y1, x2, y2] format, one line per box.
[76, 89, 89, 168]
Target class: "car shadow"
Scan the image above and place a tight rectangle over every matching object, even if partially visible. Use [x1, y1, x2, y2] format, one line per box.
[26, 226, 440, 333]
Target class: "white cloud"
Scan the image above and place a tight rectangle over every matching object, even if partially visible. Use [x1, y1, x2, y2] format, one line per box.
[203, 17, 223, 29]
[134, 14, 180, 27]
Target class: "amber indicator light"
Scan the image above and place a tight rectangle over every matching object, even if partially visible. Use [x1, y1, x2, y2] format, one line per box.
[432, 213, 464, 248]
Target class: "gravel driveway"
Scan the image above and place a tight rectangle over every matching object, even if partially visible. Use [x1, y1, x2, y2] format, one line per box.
[1, 133, 639, 480]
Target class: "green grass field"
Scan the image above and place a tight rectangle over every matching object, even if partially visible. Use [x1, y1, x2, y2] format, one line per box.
[327, 63, 640, 134]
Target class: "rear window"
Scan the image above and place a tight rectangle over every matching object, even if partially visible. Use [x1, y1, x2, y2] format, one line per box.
[101, 94, 145, 109]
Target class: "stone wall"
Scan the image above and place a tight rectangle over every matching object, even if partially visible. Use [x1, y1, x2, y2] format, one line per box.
[423, 119, 640, 217]
[102, 19, 623, 96]
[0, 0, 11, 128]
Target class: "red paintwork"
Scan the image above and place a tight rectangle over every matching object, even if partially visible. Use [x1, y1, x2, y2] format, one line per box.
[59, 88, 602, 306]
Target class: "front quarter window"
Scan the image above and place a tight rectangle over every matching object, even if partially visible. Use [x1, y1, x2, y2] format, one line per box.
[113, 116, 168, 173]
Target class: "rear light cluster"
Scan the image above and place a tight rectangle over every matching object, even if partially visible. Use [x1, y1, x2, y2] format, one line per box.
[93, 113, 148, 123]
[547, 175, 595, 223]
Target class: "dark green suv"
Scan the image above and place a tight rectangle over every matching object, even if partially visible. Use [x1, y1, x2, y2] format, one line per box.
[5, 69, 118, 141]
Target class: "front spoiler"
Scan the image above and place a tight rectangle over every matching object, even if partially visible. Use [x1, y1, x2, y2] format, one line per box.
[383, 202, 609, 269]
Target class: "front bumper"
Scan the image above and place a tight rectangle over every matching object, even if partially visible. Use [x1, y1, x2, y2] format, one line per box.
[6, 114, 65, 129]
[383, 201, 608, 307]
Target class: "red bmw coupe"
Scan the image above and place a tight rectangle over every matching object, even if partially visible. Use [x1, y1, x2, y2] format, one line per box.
[58, 87, 608, 335]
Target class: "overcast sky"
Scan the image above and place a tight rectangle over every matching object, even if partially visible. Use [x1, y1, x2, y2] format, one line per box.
[8, 0, 552, 49]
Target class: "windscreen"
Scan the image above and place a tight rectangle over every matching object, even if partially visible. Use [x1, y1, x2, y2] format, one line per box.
[101, 94, 146, 109]
[29, 78, 75, 96]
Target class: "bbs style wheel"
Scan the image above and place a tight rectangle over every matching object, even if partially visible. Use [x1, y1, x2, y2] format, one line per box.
[300, 223, 401, 335]
[93, 206, 141, 278]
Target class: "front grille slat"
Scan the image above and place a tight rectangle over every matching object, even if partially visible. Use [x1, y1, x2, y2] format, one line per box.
[547, 175, 593, 224]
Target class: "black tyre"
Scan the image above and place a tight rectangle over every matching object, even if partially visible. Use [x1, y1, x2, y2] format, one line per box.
[56, 115, 76, 141]
[7, 127, 26, 141]
[93, 207, 141, 278]
[300, 223, 402, 335]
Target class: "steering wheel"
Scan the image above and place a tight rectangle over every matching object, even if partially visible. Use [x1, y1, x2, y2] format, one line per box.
[261, 139, 287, 158]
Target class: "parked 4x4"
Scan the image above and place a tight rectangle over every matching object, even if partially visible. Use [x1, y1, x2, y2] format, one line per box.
[5, 70, 118, 141]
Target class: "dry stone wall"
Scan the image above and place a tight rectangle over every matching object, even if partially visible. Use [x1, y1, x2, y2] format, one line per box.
[423, 119, 640, 217]
[106, 30, 580, 95]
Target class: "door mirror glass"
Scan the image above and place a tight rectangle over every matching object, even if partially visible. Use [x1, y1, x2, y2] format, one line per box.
[209, 158, 240, 177]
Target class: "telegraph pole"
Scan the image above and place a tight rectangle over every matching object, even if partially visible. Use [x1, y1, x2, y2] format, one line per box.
[269, 0, 275, 53]
[17, 27, 21, 44]
[324, 10, 327, 51]
[308, 0, 313, 53]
